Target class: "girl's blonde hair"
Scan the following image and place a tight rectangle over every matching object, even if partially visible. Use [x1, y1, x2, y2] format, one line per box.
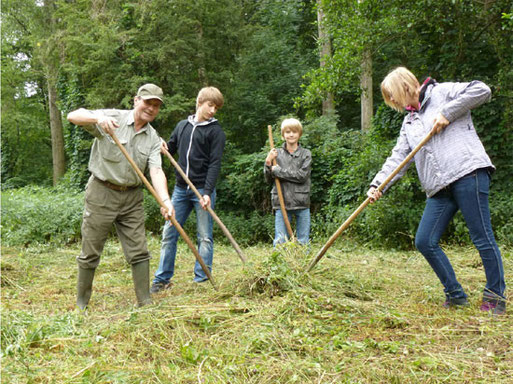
[381, 67, 420, 112]
[280, 118, 303, 138]
[196, 86, 224, 109]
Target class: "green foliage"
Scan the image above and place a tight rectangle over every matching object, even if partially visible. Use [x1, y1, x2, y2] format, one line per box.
[142, 189, 165, 234]
[247, 242, 307, 296]
[299, 0, 414, 115]
[490, 192, 513, 248]
[212, 211, 275, 246]
[2, 0, 512, 250]
[219, 144, 270, 213]
[222, 0, 317, 152]
[1, 1, 53, 188]
[1, 186, 83, 246]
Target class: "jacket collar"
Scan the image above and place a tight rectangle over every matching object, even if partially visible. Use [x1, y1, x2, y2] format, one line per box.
[405, 77, 437, 114]
[281, 142, 302, 157]
[188, 114, 218, 127]
[419, 77, 437, 110]
[128, 110, 150, 133]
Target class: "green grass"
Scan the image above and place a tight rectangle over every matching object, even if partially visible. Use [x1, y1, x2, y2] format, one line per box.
[1, 238, 511, 383]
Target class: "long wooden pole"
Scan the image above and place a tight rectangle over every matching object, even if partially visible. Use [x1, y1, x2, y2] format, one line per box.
[109, 132, 217, 290]
[305, 128, 437, 272]
[161, 147, 247, 264]
[268, 125, 294, 240]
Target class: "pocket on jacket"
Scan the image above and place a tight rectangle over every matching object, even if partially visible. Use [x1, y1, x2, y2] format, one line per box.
[293, 191, 310, 208]
[100, 140, 124, 163]
[295, 184, 310, 193]
[135, 146, 150, 169]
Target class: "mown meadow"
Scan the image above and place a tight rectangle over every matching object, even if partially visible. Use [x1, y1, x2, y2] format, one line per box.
[2, 238, 511, 383]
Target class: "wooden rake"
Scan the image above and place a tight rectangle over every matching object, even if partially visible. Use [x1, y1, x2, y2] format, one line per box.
[161, 146, 247, 264]
[305, 128, 437, 273]
[268, 125, 294, 240]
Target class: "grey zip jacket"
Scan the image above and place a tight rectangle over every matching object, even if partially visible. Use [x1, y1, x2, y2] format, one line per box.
[371, 80, 494, 197]
[264, 144, 312, 210]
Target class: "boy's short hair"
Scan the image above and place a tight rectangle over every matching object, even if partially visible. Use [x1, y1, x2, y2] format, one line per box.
[381, 67, 420, 112]
[280, 118, 303, 138]
[196, 86, 224, 109]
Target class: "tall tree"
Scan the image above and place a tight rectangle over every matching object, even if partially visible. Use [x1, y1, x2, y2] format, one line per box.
[358, 0, 372, 132]
[299, 0, 414, 127]
[2, 0, 58, 186]
[222, 0, 317, 152]
[43, 0, 66, 184]
[2, 0, 66, 185]
[317, 0, 335, 116]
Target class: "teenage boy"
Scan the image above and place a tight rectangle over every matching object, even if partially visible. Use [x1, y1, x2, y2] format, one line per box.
[67, 83, 173, 309]
[264, 118, 312, 246]
[151, 87, 225, 292]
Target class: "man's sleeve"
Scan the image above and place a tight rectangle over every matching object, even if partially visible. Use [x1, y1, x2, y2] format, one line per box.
[148, 132, 163, 170]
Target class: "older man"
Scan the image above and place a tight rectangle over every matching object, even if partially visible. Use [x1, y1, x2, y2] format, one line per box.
[67, 84, 173, 309]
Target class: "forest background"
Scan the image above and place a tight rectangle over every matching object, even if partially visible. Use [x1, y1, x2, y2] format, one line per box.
[2, 0, 513, 249]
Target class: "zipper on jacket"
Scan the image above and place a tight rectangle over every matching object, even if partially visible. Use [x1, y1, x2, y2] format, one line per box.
[184, 116, 218, 191]
[185, 124, 197, 190]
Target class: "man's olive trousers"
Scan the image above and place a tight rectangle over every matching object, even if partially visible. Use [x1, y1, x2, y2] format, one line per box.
[78, 176, 150, 269]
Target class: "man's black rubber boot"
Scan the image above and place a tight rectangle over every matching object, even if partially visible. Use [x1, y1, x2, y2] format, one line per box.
[132, 260, 152, 307]
[77, 267, 95, 310]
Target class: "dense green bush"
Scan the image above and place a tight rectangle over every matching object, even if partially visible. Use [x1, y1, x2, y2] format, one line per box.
[1, 186, 84, 246]
[3, 104, 511, 249]
[1, 186, 169, 247]
[489, 192, 513, 248]
[213, 111, 513, 249]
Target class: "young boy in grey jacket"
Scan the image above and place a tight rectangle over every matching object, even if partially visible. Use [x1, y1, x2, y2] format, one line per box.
[265, 118, 312, 246]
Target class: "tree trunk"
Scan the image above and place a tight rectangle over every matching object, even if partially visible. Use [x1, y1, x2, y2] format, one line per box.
[197, 22, 208, 87]
[360, 48, 373, 132]
[43, 0, 66, 184]
[47, 79, 66, 184]
[317, 0, 334, 116]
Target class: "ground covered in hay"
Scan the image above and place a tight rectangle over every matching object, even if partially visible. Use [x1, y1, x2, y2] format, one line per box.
[1, 238, 512, 383]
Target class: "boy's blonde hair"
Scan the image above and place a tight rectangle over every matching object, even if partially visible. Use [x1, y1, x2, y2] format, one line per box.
[381, 67, 420, 112]
[196, 86, 224, 109]
[280, 118, 303, 138]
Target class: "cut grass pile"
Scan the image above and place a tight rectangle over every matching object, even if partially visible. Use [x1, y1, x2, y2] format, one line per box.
[1, 238, 511, 383]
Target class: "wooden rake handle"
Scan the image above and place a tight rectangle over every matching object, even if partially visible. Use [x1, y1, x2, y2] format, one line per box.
[161, 146, 247, 264]
[109, 132, 217, 290]
[305, 128, 437, 273]
[268, 125, 294, 240]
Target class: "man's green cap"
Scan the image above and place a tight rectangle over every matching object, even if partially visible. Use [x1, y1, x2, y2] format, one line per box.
[137, 83, 164, 102]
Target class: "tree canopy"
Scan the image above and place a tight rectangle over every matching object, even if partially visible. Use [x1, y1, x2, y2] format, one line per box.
[2, 0, 512, 246]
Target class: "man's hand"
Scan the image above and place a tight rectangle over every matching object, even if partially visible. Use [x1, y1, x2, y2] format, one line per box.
[161, 199, 175, 222]
[432, 113, 450, 134]
[160, 138, 168, 154]
[97, 115, 119, 135]
[367, 186, 382, 204]
[200, 195, 211, 210]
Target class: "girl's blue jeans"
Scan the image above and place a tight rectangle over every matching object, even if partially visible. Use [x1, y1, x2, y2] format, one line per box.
[274, 208, 311, 246]
[154, 186, 215, 284]
[415, 168, 505, 300]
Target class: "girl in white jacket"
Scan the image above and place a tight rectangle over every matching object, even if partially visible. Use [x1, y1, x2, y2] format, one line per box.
[368, 67, 506, 315]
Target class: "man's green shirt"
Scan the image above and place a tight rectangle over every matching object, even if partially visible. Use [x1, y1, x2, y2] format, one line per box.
[85, 109, 162, 186]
